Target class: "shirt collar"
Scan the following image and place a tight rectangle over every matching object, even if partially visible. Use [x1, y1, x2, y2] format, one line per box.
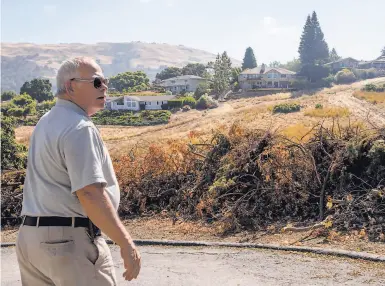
[55, 98, 89, 117]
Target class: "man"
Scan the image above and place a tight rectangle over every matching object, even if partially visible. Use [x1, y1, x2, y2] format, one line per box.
[16, 57, 141, 285]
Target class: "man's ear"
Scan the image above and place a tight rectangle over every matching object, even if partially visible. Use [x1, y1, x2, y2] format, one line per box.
[65, 81, 74, 94]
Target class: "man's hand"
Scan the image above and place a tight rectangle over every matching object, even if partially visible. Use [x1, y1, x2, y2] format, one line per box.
[121, 244, 141, 281]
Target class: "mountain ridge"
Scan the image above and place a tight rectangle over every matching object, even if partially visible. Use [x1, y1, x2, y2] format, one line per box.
[1, 42, 241, 92]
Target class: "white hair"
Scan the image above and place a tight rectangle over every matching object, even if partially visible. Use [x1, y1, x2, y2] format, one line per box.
[55, 57, 99, 96]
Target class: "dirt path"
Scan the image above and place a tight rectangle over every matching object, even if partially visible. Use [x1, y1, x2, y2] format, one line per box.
[327, 78, 385, 126]
[2, 245, 385, 285]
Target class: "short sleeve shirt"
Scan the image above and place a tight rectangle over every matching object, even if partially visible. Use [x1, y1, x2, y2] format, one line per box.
[21, 98, 120, 217]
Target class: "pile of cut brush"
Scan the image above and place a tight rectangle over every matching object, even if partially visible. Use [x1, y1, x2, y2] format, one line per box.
[114, 120, 385, 242]
[2, 120, 385, 242]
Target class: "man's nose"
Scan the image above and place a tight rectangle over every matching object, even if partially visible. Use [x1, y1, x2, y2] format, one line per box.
[100, 83, 108, 91]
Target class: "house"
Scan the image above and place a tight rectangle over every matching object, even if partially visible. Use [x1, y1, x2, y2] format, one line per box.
[358, 56, 385, 69]
[105, 95, 176, 111]
[324, 57, 359, 72]
[158, 75, 207, 94]
[238, 65, 297, 90]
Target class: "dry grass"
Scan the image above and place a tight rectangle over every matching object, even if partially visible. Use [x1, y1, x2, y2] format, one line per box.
[304, 107, 350, 118]
[279, 123, 314, 142]
[353, 91, 385, 105]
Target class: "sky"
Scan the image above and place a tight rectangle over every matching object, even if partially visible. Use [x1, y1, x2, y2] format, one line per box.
[1, 0, 384, 64]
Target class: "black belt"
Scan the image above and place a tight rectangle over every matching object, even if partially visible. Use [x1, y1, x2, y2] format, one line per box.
[23, 216, 90, 227]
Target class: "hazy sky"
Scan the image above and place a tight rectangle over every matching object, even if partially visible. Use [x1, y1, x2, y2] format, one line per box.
[1, 0, 384, 64]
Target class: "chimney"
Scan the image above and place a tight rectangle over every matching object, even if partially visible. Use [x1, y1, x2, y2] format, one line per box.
[260, 63, 266, 74]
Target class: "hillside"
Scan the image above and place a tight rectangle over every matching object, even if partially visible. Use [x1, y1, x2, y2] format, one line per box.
[15, 78, 385, 155]
[1, 42, 241, 92]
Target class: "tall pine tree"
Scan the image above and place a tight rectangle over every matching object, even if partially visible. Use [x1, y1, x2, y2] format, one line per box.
[311, 11, 329, 64]
[298, 12, 329, 65]
[381, 46, 385, 56]
[242, 47, 257, 70]
[298, 15, 315, 65]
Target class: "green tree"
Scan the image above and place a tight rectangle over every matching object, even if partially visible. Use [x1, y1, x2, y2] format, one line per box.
[155, 67, 182, 80]
[280, 58, 301, 72]
[1, 91, 17, 101]
[298, 12, 329, 65]
[20, 78, 53, 102]
[213, 52, 232, 96]
[269, 61, 281, 68]
[300, 64, 330, 82]
[298, 15, 315, 65]
[329, 48, 341, 62]
[242, 47, 257, 70]
[8, 93, 37, 119]
[311, 11, 329, 64]
[231, 67, 242, 85]
[181, 63, 206, 77]
[0, 115, 28, 171]
[109, 71, 150, 92]
[194, 82, 209, 100]
[381, 46, 385, 56]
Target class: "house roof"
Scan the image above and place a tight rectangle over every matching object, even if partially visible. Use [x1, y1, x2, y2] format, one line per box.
[106, 95, 176, 102]
[161, 75, 206, 82]
[132, 95, 176, 101]
[240, 66, 296, 75]
[373, 55, 385, 63]
[325, 57, 359, 65]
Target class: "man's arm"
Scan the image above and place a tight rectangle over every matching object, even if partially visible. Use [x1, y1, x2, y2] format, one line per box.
[77, 183, 132, 246]
[77, 183, 141, 281]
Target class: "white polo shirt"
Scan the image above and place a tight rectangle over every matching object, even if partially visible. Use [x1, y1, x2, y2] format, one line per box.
[21, 98, 120, 217]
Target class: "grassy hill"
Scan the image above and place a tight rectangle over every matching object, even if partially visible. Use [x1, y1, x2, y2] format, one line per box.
[1, 42, 241, 92]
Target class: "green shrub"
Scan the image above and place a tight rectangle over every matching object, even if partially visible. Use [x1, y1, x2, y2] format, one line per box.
[335, 69, 357, 84]
[272, 103, 301, 114]
[315, 103, 323, 109]
[291, 78, 332, 89]
[37, 99, 56, 111]
[367, 68, 379, 79]
[352, 69, 368, 80]
[165, 90, 173, 95]
[196, 94, 219, 110]
[363, 83, 377, 92]
[7, 107, 24, 117]
[168, 99, 184, 109]
[91, 109, 171, 126]
[180, 96, 196, 108]
[0, 115, 28, 171]
[1, 91, 17, 101]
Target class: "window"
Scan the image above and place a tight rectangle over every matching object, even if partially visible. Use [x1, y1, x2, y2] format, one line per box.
[132, 102, 137, 108]
[147, 102, 151, 106]
[268, 72, 280, 79]
[281, 74, 286, 78]
[127, 102, 132, 107]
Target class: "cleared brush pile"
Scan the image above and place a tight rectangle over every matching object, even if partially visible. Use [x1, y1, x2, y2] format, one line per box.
[114, 121, 385, 241]
[2, 121, 385, 242]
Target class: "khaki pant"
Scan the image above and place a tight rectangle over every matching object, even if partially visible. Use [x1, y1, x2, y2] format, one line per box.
[16, 224, 117, 286]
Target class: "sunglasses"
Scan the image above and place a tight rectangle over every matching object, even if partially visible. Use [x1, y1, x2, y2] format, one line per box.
[70, 77, 109, 89]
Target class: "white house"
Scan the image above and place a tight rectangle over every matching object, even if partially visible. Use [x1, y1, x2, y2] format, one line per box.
[105, 95, 176, 111]
[158, 75, 207, 94]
